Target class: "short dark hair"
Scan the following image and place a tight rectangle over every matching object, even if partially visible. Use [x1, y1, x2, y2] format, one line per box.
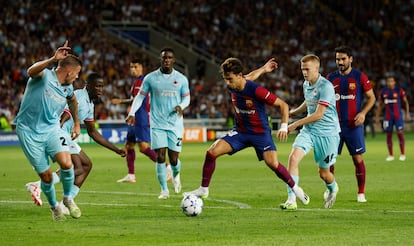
[58, 54, 82, 68]
[160, 47, 175, 55]
[86, 72, 102, 84]
[130, 58, 143, 64]
[335, 45, 353, 57]
[220, 57, 244, 75]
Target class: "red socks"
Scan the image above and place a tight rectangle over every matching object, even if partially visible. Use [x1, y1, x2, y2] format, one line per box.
[201, 152, 216, 187]
[126, 149, 135, 174]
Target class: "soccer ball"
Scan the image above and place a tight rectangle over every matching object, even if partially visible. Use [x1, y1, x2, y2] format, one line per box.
[181, 194, 203, 216]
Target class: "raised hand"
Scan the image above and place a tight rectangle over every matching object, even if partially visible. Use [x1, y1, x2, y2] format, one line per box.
[53, 40, 71, 61]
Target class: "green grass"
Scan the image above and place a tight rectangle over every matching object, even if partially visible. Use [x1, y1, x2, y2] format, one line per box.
[1, 132, 414, 245]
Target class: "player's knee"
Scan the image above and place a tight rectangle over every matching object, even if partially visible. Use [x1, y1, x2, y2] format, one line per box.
[83, 160, 93, 172]
[39, 170, 53, 183]
[288, 153, 300, 167]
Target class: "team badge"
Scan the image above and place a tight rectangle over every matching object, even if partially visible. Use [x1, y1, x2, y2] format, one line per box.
[313, 89, 318, 96]
[245, 99, 253, 107]
[393, 92, 398, 98]
[349, 83, 356, 90]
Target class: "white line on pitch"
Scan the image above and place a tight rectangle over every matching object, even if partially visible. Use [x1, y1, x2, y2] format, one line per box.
[1, 200, 414, 214]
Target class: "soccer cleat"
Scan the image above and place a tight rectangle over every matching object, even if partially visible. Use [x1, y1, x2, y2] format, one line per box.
[25, 181, 43, 206]
[357, 193, 367, 203]
[292, 185, 310, 205]
[158, 190, 170, 199]
[58, 201, 70, 215]
[63, 197, 81, 219]
[117, 174, 136, 183]
[399, 155, 406, 161]
[385, 155, 394, 161]
[172, 173, 181, 193]
[166, 164, 173, 182]
[279, 201, 298, 211]
[183, 187, 209, 199]
[51, 205, 66, 221]
[323, 185, 339, 209]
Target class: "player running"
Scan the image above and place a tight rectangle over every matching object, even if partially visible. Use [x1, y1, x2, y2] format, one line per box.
[279, 54, 340, 210]
[184, 57, 310, 206]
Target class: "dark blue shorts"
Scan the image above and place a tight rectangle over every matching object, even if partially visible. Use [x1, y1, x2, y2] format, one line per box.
[126, 124, 151, 143]
[222, 129, 276, 161]
[382, 118, 404, 132]
[338, 126, 365, 155]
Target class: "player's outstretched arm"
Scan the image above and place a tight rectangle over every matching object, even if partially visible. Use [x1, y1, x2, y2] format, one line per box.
[27, 40, 71, 78]
[244, 58, 278, 81]
[84, 121, 126, 157]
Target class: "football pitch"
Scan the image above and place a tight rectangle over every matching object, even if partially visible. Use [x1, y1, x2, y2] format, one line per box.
[1, 132, 413, 245]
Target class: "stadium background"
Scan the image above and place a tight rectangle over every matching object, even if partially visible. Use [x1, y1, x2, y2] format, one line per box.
[0, 0, 413, 137]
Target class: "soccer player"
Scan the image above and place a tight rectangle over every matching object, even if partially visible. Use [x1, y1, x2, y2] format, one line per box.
[14, 41, 82, 221]
[280, 54, 341, 210]
[326, 46, 376, 203]
[112, 59, 171, 183]
[183, 58, 310, 206]
[126, 48, 190, 199]
[375, 76, 410, 161]
[25, 73, 127, 210]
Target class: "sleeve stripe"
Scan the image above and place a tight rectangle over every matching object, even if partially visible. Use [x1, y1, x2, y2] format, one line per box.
[318, 100, 330, 107]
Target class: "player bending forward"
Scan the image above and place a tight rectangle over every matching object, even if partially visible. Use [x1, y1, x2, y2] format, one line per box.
[184, 58, 310, 206]
[26, 73, 126, 216]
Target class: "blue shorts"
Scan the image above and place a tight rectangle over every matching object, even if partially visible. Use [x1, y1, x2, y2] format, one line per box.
[338, 126, 365, 155]
[151, 128, 183, 152]
[383, 118, 404, 132]
[126, 124, 151, 143]
[293, 129, 339, 169]
[221, 129, 276, 161]
[16, 126, 71, 174]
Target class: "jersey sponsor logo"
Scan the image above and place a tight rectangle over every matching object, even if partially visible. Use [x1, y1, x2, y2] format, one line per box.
[154, 90, 177, 97]
[45, 87, 66, 104]
[234, 106, 256, 115]
[335, 93, 355, 101]
[384, 98, 397, 104]
[349, 83, 356, 90]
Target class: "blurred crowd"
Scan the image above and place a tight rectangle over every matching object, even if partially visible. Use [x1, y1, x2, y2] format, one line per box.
[1, 0, 412, 130]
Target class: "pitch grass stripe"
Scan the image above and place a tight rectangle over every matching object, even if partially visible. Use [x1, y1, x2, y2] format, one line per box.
[1, 200, 414, 214]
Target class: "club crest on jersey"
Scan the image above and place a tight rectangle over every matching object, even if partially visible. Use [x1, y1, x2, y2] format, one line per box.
[245, 99, 253, 107]
[349, 83, 356, 90]
[173, 80, 178, 85]
[393, 92, 398, 98]
[313, 89, 317, 96]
